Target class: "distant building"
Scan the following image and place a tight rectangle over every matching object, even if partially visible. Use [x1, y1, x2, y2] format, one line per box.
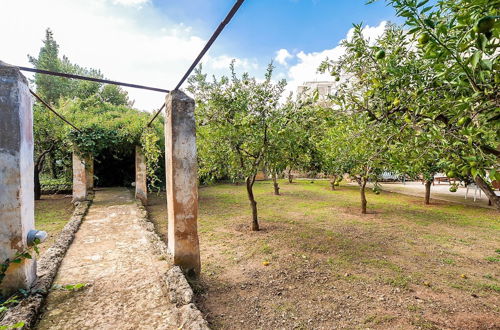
[297, 81, 336, 100]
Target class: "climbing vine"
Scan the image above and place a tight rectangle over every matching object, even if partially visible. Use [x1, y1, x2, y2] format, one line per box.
[68, 126, 118, 158]
[0, 240, 41, 329]
[0, 240, 40, 286]
[140, 128, 162, 192]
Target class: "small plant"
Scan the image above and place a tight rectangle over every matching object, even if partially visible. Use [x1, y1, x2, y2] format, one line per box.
[51, 283, 88, 291]
[0, 322, 25, 329]
[261, 243, 272, 254]
[442, 258, 455, 265]
[485, 256, 499, 263]
[140, 128, 162, 192]
[0, 239, 41, 286]
[0, 297, 25, 329]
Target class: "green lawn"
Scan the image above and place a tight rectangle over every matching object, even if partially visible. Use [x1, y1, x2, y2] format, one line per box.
[34, 195, 74, 254]
[148, 179, 499, 329]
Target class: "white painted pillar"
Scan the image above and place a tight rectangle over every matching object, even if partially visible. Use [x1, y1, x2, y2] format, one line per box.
[0, 62, 37, 295]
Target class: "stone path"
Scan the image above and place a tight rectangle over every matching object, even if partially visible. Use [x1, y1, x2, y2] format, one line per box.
[37, 188, 180, 329]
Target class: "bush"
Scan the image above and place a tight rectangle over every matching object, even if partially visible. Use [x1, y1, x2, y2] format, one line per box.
[40, 178, 72, 194]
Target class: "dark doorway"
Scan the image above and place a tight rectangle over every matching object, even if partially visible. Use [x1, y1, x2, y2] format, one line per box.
[94, 148, 134, 187]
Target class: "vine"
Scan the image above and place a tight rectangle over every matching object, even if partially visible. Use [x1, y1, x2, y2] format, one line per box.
[140, 128, 162, 192]
[0, 240, 41, 329]
[68, 126, 118, 159]
[0, 240, 40, 286]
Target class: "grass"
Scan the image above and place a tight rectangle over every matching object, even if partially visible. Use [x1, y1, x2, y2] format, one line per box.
[146, 179, 500, 329]
[34, 194, 74, 254]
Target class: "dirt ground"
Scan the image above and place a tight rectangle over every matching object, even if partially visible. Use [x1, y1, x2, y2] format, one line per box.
[147, 179, 500, 329]
[34, 194, 74, 255]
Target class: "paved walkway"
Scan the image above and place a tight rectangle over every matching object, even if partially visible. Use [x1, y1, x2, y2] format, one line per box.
[377, 182, 494, 209]
[37, 188, 179, 329]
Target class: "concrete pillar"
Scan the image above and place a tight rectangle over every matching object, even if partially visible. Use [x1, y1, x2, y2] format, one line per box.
[0, 62, 36, 295]
[85, 155, 94, 192]
[135, 146, 148, 205]
[164, 90, 200, 277]
[72, 148, 87, 203]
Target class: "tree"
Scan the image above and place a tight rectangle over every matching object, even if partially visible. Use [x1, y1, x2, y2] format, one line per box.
[319, 25, 411, 213]
[265, 97, 321, 194]
[324, 111, 394, 214]
[188, 62, 286, 230]
[368, 0, 500, 208]
[29, 29, 134, 198]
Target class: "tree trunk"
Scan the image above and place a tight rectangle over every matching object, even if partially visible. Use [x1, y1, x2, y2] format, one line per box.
[288, 168, 293, 184]
[272, 172, 280, 195]
[246, 175, 259, 231]
[34, 166, 41, 200]
[424, 180, 432, 205]
[33, 143, 55, 201]
[330, 175, 337, 191]
[475, 175, 500, 210]
[48, 153, 58, 179]
[360, 177, 367, 214]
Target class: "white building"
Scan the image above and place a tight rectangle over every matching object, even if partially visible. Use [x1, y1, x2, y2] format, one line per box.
[297, 81, 336, 100]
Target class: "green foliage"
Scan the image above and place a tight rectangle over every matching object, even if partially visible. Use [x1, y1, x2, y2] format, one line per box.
[52, 283, 88, 291]
[0, 239, 41, 287]
[140, 128, 162, 191]
[267, 97, 325, 180]
[0, 322, 25, 330]
[189, 61, 286, 228]
[69, 126, 118, 158]
[188, 62, 286, 182]
[40, 178, 72, 193]
[30, 28, 141, 187]
[364, 0, 499, 183]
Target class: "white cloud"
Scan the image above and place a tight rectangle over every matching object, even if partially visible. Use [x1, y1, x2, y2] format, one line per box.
[346, 21, 387, 45]
[281, 21, 387, 95]
[203, 55, 259, 72]
[0, 0, 252, 111]
[275, 49, 293, 66]
[112, 0, 149, 6]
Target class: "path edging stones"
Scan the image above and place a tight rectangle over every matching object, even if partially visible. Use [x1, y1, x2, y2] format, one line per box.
[135, 200, 209, 330]
[0, 199, 93, 329]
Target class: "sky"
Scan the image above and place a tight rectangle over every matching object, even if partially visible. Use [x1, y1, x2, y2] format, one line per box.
[0, 0, 398, 111]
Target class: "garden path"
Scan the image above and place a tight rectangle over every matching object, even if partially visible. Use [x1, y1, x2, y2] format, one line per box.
[36, 188, 179, 329]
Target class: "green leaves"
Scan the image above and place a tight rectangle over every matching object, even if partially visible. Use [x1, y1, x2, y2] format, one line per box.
[363, 0, 499, 189]
[188, 62, 286, 182]
[140, 128, 162, 192]
[470, 51, 482, 70]
[52, 283, 88, 291]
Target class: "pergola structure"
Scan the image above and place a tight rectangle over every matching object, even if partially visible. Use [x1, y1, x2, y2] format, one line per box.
[0, 0, 245, 295]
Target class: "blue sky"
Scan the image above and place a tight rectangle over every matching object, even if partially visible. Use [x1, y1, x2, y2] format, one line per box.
[1, 0, 399, 110]
[155, 0, 398, 65]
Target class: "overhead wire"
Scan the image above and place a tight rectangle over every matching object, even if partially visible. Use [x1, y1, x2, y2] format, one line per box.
[30, 89, 82, 132]
[146, 0, 246, 127]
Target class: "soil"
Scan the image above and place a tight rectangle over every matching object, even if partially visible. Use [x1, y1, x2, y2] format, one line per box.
[147, 180, 500, 329]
